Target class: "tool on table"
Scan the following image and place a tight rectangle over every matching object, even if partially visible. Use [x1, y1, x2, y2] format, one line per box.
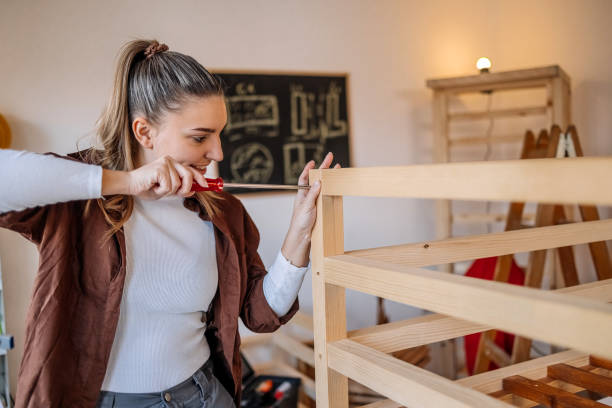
[191, 177, 310, 192]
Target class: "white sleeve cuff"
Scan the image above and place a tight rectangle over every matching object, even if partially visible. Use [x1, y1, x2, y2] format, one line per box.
[263, 250, 309, 316]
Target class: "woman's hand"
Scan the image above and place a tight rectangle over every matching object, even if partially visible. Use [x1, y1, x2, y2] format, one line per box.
[102, 155, 209, 199]
[281, 152, 341, 267]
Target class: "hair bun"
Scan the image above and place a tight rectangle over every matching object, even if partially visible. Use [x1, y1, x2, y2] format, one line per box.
[144, 41, 169, 59]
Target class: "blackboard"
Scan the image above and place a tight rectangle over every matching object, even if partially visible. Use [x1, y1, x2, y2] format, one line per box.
[214, 72, 351, 193]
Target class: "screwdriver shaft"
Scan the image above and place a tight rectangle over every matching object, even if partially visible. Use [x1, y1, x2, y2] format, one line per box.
[224, 183, 310, 190]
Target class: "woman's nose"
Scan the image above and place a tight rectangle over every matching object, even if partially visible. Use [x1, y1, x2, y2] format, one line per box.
[206, 135, 223, 162]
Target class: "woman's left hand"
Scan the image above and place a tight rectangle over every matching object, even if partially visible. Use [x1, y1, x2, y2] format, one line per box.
[281, 152, 341, 267]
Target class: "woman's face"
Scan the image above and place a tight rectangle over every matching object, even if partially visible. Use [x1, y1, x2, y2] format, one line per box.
[134, 95, 227, 172]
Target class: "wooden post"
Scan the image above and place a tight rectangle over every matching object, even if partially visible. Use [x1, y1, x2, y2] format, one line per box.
[433, 92, 451, 269]
[310, 169, 348, 408]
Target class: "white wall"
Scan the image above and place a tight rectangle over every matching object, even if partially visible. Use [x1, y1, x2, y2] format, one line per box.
[1, 0, 611, 395]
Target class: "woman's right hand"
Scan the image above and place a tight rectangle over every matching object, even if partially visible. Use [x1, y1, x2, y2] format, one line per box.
[102, 155, 208, 199]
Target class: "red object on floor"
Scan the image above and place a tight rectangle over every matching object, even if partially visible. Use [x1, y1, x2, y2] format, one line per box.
[463, 256, 525, 375]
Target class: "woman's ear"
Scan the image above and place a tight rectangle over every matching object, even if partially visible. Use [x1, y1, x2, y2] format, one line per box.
[132, 117, 155, 149]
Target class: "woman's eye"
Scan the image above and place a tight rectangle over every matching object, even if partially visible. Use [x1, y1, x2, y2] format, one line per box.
[192, 136, 207, 143]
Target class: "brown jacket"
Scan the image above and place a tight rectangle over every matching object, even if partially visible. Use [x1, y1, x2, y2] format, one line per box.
[0, 150, 298, 407]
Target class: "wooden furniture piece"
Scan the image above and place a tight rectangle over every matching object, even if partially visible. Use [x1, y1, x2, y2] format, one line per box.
[426, 65, 572, 272]
[473, 125, 612, 374]
[309, 157, 612, 407]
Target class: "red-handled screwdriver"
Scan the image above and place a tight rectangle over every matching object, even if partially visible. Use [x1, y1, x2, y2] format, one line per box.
[191, 177, 310, 192]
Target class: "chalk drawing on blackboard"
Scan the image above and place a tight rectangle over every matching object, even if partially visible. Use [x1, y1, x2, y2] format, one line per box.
[226, 95, 279, 131]
[289, 82, 347, 143]
[283, 142, 324, 184]
[325, 82, 348, 138]
[230, 142, 274, 183]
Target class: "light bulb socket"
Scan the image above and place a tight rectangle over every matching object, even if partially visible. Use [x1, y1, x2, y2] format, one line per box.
[479, 67, 490, 74]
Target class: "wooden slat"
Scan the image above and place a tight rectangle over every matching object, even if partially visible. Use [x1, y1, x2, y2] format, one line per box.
[548, 363, 612, 395]
[426, 65, 568, 91]
[310, 186, 348, 407]
[240, 333, 273, 348]
[325, 255, 612, 359]
[449, 134, 525, 147]
[359, 400, 402, 408]
[452, 212, 535, 224]
[327, 339, 511, 408]
[316, 158, 612, 205]
[591, 356, 612, 371]
[457, 350, 588, 394]
[347, 279, 612, 354]
[272, 332, 315, 367]
[502, 375, 607, 407]
[449, 106, 548, 121]
[348, 313, 486, 354]
[345, 219, 612, 268]
[289, 312, 314, 333]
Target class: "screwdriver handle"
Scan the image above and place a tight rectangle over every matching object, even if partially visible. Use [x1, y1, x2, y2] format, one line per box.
[191, 177, 224, 193]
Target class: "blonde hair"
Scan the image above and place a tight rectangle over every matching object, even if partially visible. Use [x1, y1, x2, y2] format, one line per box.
[84, 39, 225, 241]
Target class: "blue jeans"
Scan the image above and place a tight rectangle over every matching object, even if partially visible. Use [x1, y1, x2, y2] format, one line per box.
[96, 360, 235, 408]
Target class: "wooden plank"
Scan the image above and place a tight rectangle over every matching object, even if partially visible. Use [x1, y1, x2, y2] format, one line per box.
[347, 279, 612, 354]
[272, 332, 315, 367]
[590, 356, 612, 371]
[345, 219, 612, 269]
[449, 134, 525, 147]
[457, 350, 589, 394]
[289, 312, 314, 333]
[567, 125, 612, 280]
[452, 212, 535, 224]
[548, 363, 612, 395]
[432, 91, 452, 276]
[359, 400, 403, 408]
[325, 255, 612, 359]
[426, 65, 567, 90]
[327, 339, 511, 408]
[448, 106, 548, 121]
[319, 158, 612, 205]
[309, 169, 348, 408]
[240, 333, 273, 348]
[348, 313, 487, 354]
[554, 206, 579, 287]
[502, 375, 607, 407]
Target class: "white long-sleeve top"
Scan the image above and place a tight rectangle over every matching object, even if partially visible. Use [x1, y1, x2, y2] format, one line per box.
[0, 149, 308, 392]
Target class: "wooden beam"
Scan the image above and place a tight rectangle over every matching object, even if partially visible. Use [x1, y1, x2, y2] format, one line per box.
[346, 279, 612, 354]
[426, 65, 567, 90]
[289, 312, 314, 333]
[325, 255, 612, 359]
[449, 106, 548, 121]
[547, 363, 612, 395]
[327, 339, 511, 408]
[502, 375, 607, 408]
[457, 350, 588, 394]
[272, 332, 315, 367]
[345, 219, 612, 268]
[590, 356, 612, 371]
[348, 313, 487, 354]
[359, 400, 403, 408]
[309, 168, 348, 408]
[449, 134, 525, 147]
[319, 158, 612, 205]
[452, 212, 535, 224]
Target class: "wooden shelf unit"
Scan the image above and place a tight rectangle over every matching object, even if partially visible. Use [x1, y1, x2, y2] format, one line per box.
[426, 65, 571, 273]
[309, 158, 612, 407]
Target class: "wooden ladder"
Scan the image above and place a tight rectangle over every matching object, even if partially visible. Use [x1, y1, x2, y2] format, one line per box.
[473, 125, 612, 374]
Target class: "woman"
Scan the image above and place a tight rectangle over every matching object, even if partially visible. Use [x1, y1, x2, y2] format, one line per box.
[0, 39, 339, 408]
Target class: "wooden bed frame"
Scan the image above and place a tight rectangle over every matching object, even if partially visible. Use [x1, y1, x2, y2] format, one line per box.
[309, 157, 612, 407]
